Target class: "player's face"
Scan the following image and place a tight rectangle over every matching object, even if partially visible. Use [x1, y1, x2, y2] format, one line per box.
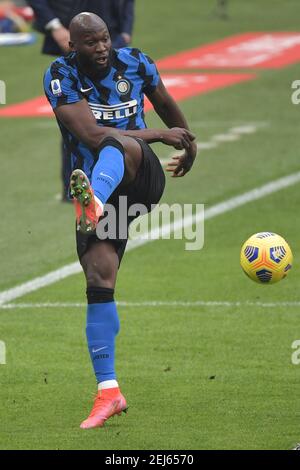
[73, 28, 112, 71]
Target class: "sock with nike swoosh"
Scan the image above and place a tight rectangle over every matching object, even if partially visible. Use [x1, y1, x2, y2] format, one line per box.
[86, 287, 120, 384]
[91, 138, 125, 206]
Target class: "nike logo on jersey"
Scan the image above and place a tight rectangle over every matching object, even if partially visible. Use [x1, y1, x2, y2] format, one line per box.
[88, 99, 138, 121]
[80, 87, 93, 93]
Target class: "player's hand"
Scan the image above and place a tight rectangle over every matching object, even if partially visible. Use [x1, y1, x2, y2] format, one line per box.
[52, 26, 71, 54]
[121, 33, 131, 45]
[166, 140, 197, 177]
[161, 128, 195, 151]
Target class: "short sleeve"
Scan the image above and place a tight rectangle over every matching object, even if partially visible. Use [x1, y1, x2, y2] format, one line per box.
[44, 61, 83, 109]
[138, 51, 160, 95]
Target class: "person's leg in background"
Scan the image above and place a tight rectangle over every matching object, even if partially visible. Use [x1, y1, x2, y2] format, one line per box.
[61, 139, 72, 202]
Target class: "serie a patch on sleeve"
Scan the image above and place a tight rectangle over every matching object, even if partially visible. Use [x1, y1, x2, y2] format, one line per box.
[50, 79, 63, 97]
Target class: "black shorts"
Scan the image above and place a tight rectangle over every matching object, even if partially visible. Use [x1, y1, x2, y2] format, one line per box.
[76, 139, 166, 264]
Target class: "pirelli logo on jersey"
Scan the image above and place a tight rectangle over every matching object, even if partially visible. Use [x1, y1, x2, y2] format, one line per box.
[88, 99, 138, 121]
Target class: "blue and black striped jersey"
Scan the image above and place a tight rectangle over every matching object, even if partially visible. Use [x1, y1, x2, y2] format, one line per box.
[43, 48, 160, 178]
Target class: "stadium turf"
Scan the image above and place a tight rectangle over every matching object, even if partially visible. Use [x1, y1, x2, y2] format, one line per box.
[1, 0, 300, 450]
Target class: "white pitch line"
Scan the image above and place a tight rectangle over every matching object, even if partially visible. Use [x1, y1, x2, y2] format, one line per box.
[0, 170, 300, 307]
[0, 263, 81, 307]
[212, 133, 240, 142]
[1, 301, 300, 309]
[196, 141, 218, 150]
[159, 122, 268, 164]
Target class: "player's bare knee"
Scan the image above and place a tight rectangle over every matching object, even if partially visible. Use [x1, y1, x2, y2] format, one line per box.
[82, 259, 116, 287]
[80, 243, 118, 289]
[85, 269, 115, 289]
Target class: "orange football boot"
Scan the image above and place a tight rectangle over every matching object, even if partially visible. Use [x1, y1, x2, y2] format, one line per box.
[80, 387, 128, 429]
[70, 169, 103, 233]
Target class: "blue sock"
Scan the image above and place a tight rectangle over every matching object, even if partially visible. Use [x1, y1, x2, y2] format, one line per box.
[91, 140, 125, 205]
[86, 287, 120, 384]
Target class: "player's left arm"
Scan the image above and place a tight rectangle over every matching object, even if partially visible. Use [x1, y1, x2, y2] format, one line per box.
[147, 78, 198, 177]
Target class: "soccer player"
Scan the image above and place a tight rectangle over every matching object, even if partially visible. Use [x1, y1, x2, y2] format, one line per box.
[44, 12, 197, 429]
[29, 0, 135, 201]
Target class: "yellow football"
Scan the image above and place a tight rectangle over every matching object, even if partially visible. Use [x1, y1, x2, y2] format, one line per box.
[240, 232, 293, 284]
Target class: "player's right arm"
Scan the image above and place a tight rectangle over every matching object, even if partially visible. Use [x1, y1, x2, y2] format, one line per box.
[44, 63, 195, 152]
[53, 99, 195, 153]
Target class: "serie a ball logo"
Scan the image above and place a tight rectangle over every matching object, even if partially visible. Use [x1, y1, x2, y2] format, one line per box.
[240, 232, 293, 284]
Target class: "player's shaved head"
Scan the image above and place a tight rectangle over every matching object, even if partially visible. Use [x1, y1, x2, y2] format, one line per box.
[69, 12, 112, 77]
[69, 12, 108, 42]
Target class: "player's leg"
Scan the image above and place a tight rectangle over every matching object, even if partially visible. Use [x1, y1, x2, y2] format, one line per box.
[77, 140, 166, 430]
[71, 136, 146, 429]
[71, 134, 142, 233]
[79, 240, 127, 429]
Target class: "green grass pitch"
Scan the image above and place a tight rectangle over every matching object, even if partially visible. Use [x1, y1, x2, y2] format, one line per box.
[1, 0, 300, 450]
